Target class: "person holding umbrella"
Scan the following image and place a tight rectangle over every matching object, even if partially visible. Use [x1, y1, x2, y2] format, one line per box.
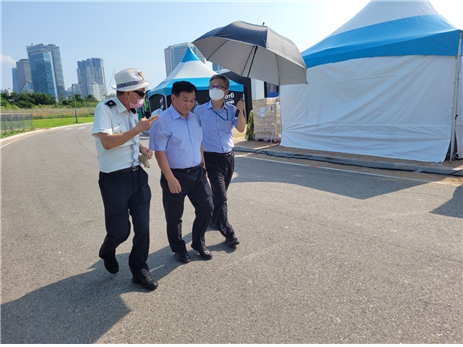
[195, 74, 246, 248]
[193, 21, 307, 248]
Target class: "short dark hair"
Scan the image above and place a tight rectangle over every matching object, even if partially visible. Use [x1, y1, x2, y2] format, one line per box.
[210, 74, 230, 89]
[172, 81, 197, 96]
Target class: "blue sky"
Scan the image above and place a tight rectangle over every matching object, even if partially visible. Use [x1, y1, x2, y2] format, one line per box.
[1, 0, 462, 92]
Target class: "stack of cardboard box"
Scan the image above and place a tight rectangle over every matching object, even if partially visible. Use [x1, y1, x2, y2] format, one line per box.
[252, 97, 281, 142]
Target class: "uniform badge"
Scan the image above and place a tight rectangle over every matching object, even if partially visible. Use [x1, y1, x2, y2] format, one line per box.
[105, 100, 116, 108]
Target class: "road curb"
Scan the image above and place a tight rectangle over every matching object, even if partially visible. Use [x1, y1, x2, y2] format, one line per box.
[0, 123, 89, 147]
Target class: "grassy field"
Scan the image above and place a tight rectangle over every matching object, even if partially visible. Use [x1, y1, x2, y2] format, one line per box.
[30, 107, 95, 118]
[1, 116, 95, 139]
[2, 106, 95, 118]
[2, 106, 96, 139]
[33, 116, 94, 128]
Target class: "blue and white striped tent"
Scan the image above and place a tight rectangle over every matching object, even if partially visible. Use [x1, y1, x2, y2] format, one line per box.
[280, 0, 462, 162]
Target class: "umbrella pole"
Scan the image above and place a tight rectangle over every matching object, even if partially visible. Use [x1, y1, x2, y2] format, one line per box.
[235, 79, 249, 122]
[243, 46, 258, 80]
[238, 46, 258, 123]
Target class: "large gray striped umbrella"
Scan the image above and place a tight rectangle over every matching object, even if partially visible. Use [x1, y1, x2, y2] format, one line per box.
[193, 21, 307, 86]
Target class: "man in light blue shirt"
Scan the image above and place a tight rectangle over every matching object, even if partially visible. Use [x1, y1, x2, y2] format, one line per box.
[149, 81, 213, 263]
[195, 74, 246, 248]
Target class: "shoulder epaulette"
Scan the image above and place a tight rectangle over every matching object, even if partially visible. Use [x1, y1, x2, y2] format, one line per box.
[105, 100, 116, 108]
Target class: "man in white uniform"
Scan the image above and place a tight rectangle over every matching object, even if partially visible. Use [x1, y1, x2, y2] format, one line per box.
[92, 68, 158, 291]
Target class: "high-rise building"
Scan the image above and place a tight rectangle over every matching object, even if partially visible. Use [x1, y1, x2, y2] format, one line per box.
[212, 63, 224, 73]
[28, 51, 57, 99]
[12, 68, 19, 93]
[88, 82, 102, 101]
[164, 42, 206, 76]
[27, 43, 65, 101]
[16, 59, 33, 93]
[76, 58, 107, 100]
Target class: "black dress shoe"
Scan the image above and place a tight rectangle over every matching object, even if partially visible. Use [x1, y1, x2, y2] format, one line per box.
[191, 244, 213, 260]
[174, 251, 191, 264]
[226, 236, 240, 248]
[103, 258, 119, 274]
[132, 274, 158, 291]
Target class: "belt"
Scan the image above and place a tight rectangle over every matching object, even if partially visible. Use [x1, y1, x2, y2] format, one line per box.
[204, 151, 233, 158]
[115, 165, 140, 173]
[172, 163, 203, 174]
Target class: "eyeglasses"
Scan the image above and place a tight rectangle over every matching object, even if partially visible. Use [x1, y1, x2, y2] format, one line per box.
[209, 85, 226, 90]
[132, 90, 146, 97]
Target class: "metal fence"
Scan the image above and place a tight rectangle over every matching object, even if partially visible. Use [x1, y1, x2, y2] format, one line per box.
[1, 113, 35, 135]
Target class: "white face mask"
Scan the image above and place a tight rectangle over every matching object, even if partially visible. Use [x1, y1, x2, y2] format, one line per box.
[209, 88, 225, 101]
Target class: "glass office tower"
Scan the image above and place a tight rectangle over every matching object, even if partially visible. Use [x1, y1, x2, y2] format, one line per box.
[12, 68, 19, 93]
[16, 59, 33, 93]
[27, 44, 65, 101]
[29, 51, 57, 99]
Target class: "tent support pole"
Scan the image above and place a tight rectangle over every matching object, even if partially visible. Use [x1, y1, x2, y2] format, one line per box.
[450, 30, 462, 163]
[164, 89, 167, 112]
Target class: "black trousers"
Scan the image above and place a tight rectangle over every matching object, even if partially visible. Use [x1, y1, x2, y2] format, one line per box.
[204, 151, 235, 238]
[98, 167, 151, 278]
[161, 166, 213, 253]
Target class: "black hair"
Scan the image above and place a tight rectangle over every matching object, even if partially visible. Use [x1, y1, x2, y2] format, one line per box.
[172, 81, 197, 96]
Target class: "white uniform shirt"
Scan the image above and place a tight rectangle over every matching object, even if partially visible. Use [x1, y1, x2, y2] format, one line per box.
[92, 96, 140, 173]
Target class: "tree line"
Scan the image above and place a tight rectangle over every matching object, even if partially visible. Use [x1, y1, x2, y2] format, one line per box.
[1, 92, 100, 109]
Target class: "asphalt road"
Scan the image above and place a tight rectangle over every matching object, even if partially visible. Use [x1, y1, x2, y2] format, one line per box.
[1, 123, 462, 343]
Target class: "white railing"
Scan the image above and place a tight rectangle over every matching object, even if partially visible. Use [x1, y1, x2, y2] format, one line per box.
[1, 113, 34, 135]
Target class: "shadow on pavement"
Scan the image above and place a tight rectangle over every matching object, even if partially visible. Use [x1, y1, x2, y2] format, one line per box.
[232, 156, 462, 219]
[1, 229, 232, 344]
[2, 257, 132, 343]
[431, 185, 463, 218]
[1, 246, 172, 343]
[232, 156, 424, 200]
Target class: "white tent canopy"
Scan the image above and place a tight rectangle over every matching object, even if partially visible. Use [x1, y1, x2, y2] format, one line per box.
[280, 0, 462, 162]
[147, 47, 242, 98]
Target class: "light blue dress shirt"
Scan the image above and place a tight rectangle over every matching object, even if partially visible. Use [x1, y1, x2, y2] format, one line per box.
[149, 105, 203, 169]
[195, 101, 238, 153]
